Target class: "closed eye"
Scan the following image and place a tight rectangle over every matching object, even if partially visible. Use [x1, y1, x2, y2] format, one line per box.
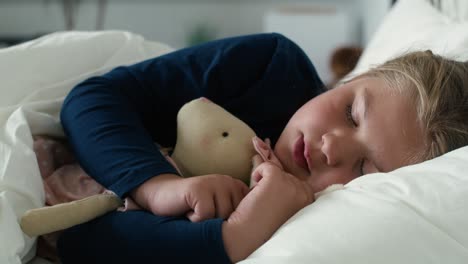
[346, 105, 358, 127]
[347, 104, 365, 176]
[359, 159, 365, 176]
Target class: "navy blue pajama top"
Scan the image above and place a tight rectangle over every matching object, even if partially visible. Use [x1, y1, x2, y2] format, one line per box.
[59, 33, 325, 263]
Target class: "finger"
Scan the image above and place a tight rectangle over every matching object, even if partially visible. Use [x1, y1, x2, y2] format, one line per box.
[250, 155, 264, 188]
[241, 180, 250, 196]
[231, 180, 249, 209]
[251, 168, 263, 186]
[185, 210, 196, 220]
[253, 161, 286, 183]
[214, 191, 234, 219]
[266, 150, 284, 170]
[187, 196, 216, 222]
[252, 154, 263, 170]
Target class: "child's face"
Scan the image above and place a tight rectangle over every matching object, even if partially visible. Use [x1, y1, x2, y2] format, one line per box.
[274, 77, 426, 193]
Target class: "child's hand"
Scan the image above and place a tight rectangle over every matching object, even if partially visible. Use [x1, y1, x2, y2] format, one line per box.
[131, 173, 249, 222]
[241, 161, 314, 225]
[222, 160, 314, 263]
[183, 174, 249, 222]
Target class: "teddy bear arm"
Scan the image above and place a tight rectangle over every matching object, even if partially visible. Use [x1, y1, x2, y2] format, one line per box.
[20, 193, 122, 237]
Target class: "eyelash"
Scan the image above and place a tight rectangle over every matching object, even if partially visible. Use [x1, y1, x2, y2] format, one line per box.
[346, 105, 358, 127]
[359, 159, 365, 176]
[346, 104, 365, 176]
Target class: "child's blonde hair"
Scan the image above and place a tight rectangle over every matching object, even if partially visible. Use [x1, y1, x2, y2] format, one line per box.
[358, 51, 468, 160]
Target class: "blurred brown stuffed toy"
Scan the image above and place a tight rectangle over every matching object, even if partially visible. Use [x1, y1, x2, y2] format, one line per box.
[328, 46, 363, 88]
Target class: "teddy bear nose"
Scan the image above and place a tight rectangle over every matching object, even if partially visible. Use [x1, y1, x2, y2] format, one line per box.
[222, 132, 229, 137]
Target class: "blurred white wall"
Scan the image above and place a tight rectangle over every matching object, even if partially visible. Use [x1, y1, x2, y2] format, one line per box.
[0, 0, 392, 49]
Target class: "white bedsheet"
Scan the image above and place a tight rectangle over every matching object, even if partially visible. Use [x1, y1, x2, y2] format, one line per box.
[0, 30, 173, 264]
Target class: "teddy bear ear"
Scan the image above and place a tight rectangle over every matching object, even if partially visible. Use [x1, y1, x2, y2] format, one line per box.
[199, 97, 212, 103]
[252, 136, 270, 160]
[252, 136, 283, 170]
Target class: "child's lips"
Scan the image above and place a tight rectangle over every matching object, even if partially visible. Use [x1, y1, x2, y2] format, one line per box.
[293, 135, 310, 173]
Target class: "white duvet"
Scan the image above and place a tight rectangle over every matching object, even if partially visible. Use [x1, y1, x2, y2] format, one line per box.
[1, 25, 468, 264]
[0, 30, 173, 264]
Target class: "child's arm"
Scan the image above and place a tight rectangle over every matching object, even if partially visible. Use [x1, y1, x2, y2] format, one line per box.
[223, 159, 315, 262]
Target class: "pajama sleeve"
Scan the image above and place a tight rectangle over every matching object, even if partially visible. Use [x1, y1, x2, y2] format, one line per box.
[57, 211, 231, 264]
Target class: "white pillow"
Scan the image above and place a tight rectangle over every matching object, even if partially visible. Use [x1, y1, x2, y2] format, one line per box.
[243, 0, 468, 263]
[348, 0, 468, 79]
[0, 30, 173, 264]
[244, 146, 468, 264]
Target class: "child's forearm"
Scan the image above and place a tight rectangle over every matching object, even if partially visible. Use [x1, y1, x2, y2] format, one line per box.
[221, 195, 296, 262]
[222, 215, 284, 263]
[222, 219, 252, 263]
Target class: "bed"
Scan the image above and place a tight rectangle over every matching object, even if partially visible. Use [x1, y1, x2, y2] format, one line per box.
[1, 0, 468, 263]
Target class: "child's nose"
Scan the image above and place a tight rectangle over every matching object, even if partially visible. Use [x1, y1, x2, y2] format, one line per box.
[321, 132, 358, 167]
